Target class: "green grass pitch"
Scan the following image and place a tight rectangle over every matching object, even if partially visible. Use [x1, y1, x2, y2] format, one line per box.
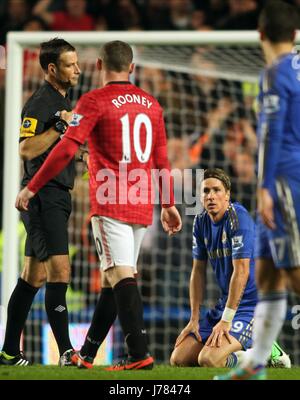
[0, 365, 300, 380]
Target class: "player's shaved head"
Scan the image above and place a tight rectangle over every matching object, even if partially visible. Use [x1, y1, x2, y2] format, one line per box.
[258, 0, 299, 43]
[204, 168, 231, 192]
[100, 40, 133, 72]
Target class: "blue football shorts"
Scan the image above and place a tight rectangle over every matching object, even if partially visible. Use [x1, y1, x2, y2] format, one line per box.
[255, 176, 300, 268]
[191, 302, 255, 350]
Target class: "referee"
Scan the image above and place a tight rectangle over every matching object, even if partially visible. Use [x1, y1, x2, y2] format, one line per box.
[0, 38, 80, 366]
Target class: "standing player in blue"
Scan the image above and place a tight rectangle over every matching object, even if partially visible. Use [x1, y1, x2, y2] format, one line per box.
[215, 1, 300, 380]
[171, 168, 258, 368]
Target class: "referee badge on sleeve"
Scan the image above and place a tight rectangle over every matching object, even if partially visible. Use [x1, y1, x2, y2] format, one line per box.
[20, 117, 38, 137]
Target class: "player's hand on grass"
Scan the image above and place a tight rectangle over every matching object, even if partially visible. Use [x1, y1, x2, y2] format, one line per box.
[206, 320, 232, 348]
[161, 206, 182, 236]
[257, 187, 276, 230]
[175, 320, 202, 347]
[15, 186, 35, 211]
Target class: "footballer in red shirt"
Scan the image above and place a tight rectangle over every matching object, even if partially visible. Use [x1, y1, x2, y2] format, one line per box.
[16, 41, 182, 370]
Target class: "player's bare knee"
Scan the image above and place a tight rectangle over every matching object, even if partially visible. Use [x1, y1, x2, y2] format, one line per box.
[170, 349, 182, 366]
[169, 351, 177, 366]
[284, 268, 300, 296]
[289, 277, 300, 296]
[46, 264, 70, 282]
[198, 351, 220, 368]
[47, 256, 70, 282]
[170, 348, 191, 367]
[21, 259, 47, 287]
[101, 273, 111, 288]
[105, 266, 135, 287]
[21, 269, 46, 287]
[47, 269, 70, 282]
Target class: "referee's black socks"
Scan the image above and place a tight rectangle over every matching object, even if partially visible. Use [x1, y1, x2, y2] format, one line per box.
[80, 287, 117, 359]
[113, 277, 149, 359]
[45, 282, 73, 356]
[2, 278, 39, 356]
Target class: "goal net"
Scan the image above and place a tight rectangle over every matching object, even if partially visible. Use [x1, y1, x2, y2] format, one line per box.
[2, 31, 300, 365]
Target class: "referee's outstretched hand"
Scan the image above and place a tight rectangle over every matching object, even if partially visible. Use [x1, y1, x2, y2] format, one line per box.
[15, 186, 35, 211]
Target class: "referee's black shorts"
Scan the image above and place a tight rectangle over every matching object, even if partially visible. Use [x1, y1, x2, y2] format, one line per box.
[20, 186, 72, 261]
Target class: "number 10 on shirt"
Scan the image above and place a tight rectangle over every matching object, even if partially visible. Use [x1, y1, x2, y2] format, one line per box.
[120, 113, 152, 163]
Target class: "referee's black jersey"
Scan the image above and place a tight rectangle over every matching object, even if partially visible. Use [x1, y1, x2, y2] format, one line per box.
[20, 80, 75, 189]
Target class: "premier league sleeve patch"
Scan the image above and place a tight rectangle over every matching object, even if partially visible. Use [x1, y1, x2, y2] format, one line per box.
[69, 113, 83, 127]
[263, 94, 280, 114]
[20, 117, 38, 137]
[232, 235, 244, 250]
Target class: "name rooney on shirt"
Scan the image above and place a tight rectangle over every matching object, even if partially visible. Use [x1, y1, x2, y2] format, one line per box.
[112, 94, 153, 109]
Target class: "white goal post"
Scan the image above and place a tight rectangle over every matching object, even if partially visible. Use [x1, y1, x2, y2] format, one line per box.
[2, 30, 266, 318]
[2, 30, 262, 315]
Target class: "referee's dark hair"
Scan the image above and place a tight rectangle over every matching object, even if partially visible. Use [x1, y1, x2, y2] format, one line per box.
[100, 40, 133, 72]
[258, 0, 299, 44]
[204, 168, 231, 192]
[39, 38, 76, 72]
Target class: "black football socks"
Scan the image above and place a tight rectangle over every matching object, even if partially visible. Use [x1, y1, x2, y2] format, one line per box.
[113, 277, 149, 359]
[2, 278, 39, 355]
[80, 287, 117, 359]
[45, 282, 72, 356]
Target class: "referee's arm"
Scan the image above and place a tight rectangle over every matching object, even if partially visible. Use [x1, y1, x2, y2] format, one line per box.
[19, 110, 72, 161]
[20, 128, 61, 161]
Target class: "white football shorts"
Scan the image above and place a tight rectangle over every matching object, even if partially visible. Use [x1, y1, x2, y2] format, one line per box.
[91, 215, 147, 272]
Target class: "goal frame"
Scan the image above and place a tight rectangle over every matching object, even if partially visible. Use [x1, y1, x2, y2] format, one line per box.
[2, 30, 263, 319]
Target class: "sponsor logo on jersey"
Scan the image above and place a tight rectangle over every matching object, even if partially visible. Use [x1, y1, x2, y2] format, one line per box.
[232, 235, 244, 250]
[207, 247, 231, 259]
[20, 117, 38, 137]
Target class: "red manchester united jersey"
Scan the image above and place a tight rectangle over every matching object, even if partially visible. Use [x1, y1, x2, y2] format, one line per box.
[65, 81, 173, 225]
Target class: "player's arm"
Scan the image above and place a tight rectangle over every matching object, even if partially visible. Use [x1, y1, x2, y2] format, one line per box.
[32, 0, 54, 25]
[258, 68, 288, 190]
[153, 108, 182, 234]
[15, 136, 79, 211]
[19, 110, 72, 161]
[175, 217, 207, 346]
[175, 259, 206, 347]
[206, 260, 249, 348]
[225, 258, 250, 312]
[20, 129, 60, 161]
[152, 108, 174, 206]
[15, 94, 99, 211]
[190, 259, 206, 321]
[257, 69, 288, 228]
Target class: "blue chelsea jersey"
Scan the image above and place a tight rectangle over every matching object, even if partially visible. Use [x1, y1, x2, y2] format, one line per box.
[192, 202, 257, 307]
[257, 52, 300, 191]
